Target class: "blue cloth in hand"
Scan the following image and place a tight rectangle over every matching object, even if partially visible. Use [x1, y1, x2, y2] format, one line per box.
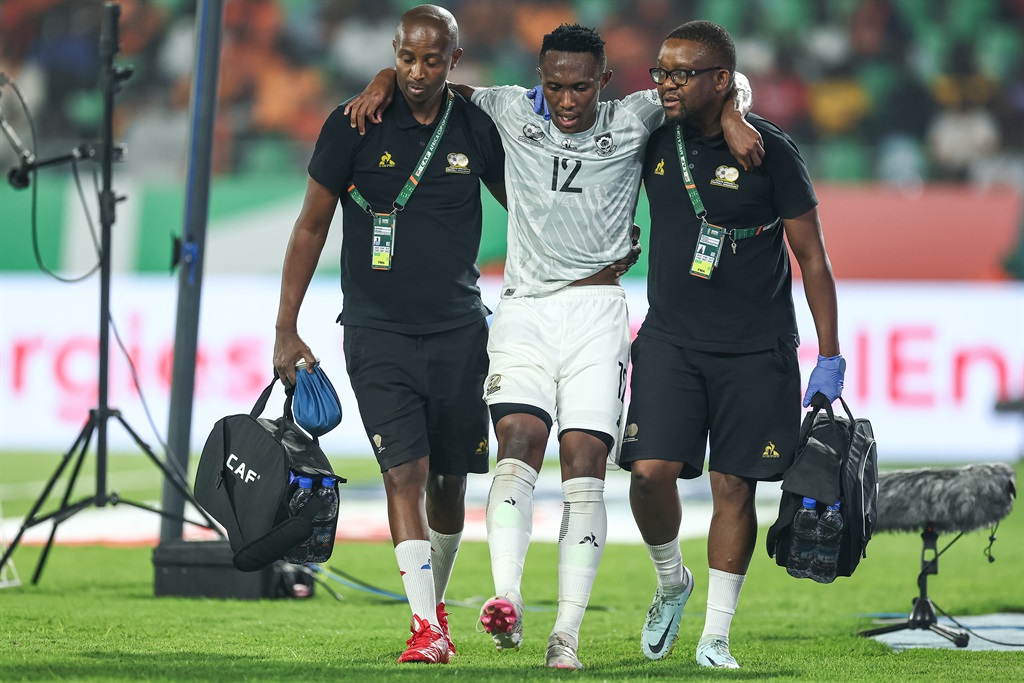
[525, 85, 550, 121]
[293, 365, 342, 437]
[802, 354, 846, 407]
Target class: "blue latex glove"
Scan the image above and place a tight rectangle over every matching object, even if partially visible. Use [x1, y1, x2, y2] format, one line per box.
[802, 354, 846, 407]
[525, 85, 550, 121]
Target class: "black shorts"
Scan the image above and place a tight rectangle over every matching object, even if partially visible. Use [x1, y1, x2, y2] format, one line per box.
[619, 334, 800, 481]
[343, 320, 490, 476]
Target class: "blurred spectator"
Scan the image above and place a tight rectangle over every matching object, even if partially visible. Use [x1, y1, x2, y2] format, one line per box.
[0, 0, 1019, 185]
[748, 46, 811, 140]
[808, 63, 870, 138]
[867, 42, 936, 187]
[926, 41, 1001, 182]
[599, 0, 676, 99]
[849, 0, 911, 62]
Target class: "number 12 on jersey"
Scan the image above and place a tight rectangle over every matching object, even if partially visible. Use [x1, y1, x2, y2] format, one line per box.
[551, 156, 583, 193]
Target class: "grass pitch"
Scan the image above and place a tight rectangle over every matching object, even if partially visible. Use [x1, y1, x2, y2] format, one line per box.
[1, 456, 1022, 681]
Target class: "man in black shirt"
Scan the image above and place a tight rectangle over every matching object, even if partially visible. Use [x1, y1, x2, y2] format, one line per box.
[273, 5, 505, 665]
[619, 21, 846, 669]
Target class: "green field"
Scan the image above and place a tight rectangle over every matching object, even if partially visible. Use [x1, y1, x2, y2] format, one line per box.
[1, 455, 1022, 681]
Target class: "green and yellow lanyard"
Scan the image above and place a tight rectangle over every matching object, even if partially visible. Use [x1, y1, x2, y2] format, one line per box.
[347, 91, 454, 271]
[675, 125, 779, 280]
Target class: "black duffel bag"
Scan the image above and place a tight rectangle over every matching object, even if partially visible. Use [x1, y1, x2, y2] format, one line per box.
[194, 375, 344, 572]
[766, 394, 878, 579]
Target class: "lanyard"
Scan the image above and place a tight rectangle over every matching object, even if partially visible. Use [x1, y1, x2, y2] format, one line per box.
[347, 90, 454, 215]
[674, 124, 779, 242]
[674, 125, 706, 219]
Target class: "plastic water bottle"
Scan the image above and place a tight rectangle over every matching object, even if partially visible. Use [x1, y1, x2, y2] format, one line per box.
[284, 476, 314, 563]
[316, 477, 339, 521]
[288, 476, 314, 515]
[811, 500, 844, 584]
[786, 497, 818, 579]
[309, 477, 339, 562]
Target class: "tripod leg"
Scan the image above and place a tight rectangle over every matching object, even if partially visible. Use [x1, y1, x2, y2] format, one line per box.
[114, 498, 199, 527]
[32, 425, 102, 584]
[0, 416, 95, 575]
[112, 413, 222, 532]
[929, 623, 970, 648]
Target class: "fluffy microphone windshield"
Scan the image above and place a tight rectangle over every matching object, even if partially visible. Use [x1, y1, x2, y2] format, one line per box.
[876, 463, 1016, 534]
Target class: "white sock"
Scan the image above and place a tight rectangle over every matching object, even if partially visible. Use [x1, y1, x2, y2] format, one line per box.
[552, 477, 607, 641]
[702, 568, 746, 639]
[395, 539, 438, 627]
[646, 537, 687, 592]
[485, 458, 538, 604]
[429, 528, 461, 604]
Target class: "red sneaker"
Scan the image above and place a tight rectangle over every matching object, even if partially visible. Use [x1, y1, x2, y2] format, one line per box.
[397, 616, 450, 664]
[436, 602, 456, 656]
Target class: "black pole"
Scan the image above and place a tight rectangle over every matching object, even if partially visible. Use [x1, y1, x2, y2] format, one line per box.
[160, 0, 225, 540]
[96, 0, 123, 506]
[0, 1, 221, 585]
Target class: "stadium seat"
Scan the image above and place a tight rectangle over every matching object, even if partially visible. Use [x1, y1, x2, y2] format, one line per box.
[816, 137, 871, 182]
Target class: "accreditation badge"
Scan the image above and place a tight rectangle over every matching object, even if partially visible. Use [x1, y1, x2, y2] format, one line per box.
[689, 219, 724, 280]
[371, 213, 395, 271]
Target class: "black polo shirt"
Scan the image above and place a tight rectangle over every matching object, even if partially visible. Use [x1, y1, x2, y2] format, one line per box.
[308, 88, 505, 335]
[639, 114, 818, 353]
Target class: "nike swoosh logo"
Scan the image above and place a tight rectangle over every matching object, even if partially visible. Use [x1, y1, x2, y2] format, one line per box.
[649, 616, 676, 653]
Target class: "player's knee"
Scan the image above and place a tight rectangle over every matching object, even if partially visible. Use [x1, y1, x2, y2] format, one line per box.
[558, 430, 611, 478]
[629, 460, 676, 495]
[383, 455, 429, 495]
[710, 471, 756, 508]
[494, 412, 549, 461]
[427, 472, 467, 504]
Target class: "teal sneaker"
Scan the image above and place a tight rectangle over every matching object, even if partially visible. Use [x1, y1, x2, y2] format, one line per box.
[696, 635, 740, 669]
[640, 566, 693, 660]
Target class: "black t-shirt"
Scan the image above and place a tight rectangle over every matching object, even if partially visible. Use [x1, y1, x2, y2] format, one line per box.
[308, 88, 505, 334]
[640, 114, 818, 352]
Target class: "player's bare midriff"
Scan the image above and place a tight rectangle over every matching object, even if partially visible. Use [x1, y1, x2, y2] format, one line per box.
[570, 266, 621, 286]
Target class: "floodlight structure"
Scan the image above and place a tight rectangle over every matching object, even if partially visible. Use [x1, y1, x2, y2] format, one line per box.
[0, 2, 220, 585]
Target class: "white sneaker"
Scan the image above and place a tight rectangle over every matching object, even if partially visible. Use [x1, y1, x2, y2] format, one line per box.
[695, 635, 740, 669]
[641, 566, 693, 660]
[546, 632, 583, 669]
[479, 594, 523, 651]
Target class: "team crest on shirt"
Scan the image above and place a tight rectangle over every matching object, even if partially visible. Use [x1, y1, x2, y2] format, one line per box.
[485, 374, 502, 396]
[595, 132, 617, 156]
[445, 152, 471, 174]
[379, 152, 395, 168]
[711, 164, 740, 189]
[654, 159, 666, 175]
[518, 122, 545, 146]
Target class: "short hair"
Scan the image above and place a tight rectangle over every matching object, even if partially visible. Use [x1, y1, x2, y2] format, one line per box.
[539, 23, 607, 71]
[397, 4, 459, 52]
[666, 20, 736, 73]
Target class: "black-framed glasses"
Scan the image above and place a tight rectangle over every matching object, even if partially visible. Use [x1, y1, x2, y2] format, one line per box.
[649, 66, 724, 86]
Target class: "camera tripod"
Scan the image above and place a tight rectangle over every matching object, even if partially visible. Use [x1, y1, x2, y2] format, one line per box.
[0, 2, 220, 585]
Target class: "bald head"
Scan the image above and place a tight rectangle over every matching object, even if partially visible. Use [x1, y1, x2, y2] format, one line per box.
[392, 4, 464, 119]
[396, 4, 459, 55]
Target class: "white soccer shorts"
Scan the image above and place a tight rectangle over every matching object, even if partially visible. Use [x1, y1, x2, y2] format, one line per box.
[483, 285, 629, 444]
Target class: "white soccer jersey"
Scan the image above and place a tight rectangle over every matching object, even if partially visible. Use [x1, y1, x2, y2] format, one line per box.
[472, 85, 665, 298]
